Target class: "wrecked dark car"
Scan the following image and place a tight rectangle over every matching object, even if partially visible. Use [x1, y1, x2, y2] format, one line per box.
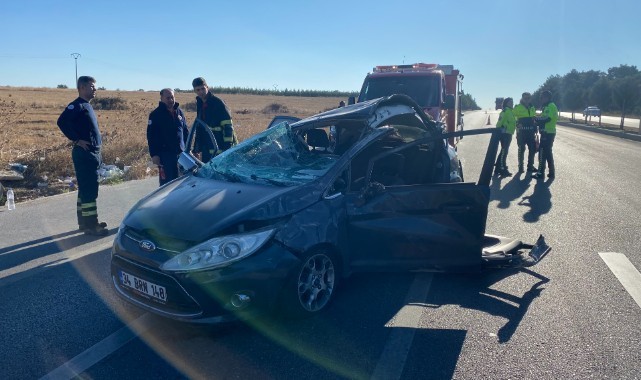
[110, 94, 550, 323]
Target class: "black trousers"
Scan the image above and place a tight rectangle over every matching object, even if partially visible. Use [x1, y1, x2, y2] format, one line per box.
[495, 133, 513, 171]
[72, 146, 101, 228]
[538, 132, 556, 175]
[158, 151, 180, 186]
[516, 129, 537, 169]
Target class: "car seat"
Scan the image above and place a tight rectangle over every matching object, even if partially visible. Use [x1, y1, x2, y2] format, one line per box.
[371, 153, 405, 186]
[306, 129, 330, 152]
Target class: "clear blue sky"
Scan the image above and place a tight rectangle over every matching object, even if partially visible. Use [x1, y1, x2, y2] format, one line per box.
[1, 0, 639, 109]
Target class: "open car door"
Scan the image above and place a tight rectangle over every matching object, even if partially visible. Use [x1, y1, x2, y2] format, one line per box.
[345, 128, 550, 273]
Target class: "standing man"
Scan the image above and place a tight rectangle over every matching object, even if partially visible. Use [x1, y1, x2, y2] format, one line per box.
[147, 88, 189, 186]
[494, 97, 516, 176]
[192, 77, 237, 162]
[513, 92, 538, 173]
[532, 91, 558, 179]
[57, 76, 108, 236]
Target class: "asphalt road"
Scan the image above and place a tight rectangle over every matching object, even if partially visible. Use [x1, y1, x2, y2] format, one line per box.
[1, 111, 640, 379]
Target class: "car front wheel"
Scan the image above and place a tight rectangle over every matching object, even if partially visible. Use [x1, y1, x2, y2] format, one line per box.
[282, 250, 338, 317]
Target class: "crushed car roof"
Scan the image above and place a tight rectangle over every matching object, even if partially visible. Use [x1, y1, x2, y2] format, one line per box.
[290, 94, 437, 128]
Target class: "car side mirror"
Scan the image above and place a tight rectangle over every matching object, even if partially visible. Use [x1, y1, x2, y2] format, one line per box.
[348, 96, 356, 105]
[443, 94, 455, 110]
[333, 178, 347, 192]
[178, 152, 198, 174]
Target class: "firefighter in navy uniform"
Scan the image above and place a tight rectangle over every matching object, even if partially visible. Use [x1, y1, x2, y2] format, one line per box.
[56, 76, 108, 236]
[191, 77, 237, 162]
[513, 92, 538, 173]
[147, 88, 189, 186]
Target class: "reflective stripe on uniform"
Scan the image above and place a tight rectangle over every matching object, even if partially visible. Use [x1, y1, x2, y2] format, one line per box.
[81, 201, 97, 216]
[223, 136, 234, 142]
[221, 120, 232, 126]
[209, 126, 222, 132]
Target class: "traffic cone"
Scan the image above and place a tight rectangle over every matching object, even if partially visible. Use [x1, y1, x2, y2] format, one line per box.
[486, 115, 491, 125]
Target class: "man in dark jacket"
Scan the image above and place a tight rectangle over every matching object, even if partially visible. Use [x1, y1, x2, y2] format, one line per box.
[57, 75, 108, 236]
[147, 88, 189, 186]
[192, 77, 237, 162]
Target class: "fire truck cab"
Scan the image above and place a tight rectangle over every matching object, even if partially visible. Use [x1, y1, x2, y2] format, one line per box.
[357, 63, 464, 146]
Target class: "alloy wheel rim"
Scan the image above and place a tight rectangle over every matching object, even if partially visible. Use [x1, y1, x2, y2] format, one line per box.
[297, 253, 335, 312]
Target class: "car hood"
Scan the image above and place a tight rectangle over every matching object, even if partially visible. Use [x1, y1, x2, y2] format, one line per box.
[123, 175, 320, 243]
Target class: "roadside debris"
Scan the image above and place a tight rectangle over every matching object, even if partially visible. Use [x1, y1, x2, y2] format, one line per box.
[97, 164, 125, 182]
[0, 163, 28, 181]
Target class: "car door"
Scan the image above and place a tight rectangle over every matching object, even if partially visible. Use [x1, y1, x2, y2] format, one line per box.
[344, 131, 497, 272]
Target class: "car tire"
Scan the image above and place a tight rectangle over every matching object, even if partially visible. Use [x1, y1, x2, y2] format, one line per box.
[280, 249, 338, 318]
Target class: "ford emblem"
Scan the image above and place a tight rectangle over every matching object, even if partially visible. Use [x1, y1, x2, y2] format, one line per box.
[140, 240, 156, 252]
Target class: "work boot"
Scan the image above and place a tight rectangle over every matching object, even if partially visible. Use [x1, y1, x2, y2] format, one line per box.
[83, 224, 109, 236]
[79, 221, 107, 231]
[527, 166, 538, 172]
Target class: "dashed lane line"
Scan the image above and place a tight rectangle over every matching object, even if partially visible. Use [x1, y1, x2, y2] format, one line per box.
[39, 313, 153, 380]
[599, 252, 641, 309]
[371, 273, 433, 380]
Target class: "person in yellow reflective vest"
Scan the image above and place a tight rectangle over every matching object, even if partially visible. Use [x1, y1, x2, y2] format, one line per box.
[513, 92, 538, 173]
[494, 97, 516, 176]
[532, 90, 558, 179]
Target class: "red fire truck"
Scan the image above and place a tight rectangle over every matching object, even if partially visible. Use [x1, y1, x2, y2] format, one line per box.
[357, 63, 464, 146]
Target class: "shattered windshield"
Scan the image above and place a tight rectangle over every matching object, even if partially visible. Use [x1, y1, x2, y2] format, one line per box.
[195, 122, 338, 187]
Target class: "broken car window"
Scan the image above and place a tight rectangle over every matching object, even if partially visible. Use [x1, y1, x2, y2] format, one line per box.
[196, 122, 339, 187]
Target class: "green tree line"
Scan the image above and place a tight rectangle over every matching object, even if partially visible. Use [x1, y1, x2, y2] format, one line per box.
[531, 64, 641, 127]
[460, 91, 480, 110]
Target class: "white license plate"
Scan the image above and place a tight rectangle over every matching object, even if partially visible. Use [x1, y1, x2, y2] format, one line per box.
[120, 271, 167, 302]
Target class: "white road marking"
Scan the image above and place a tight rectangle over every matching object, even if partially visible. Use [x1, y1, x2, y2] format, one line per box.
[39, 313, 153, 380]
[599, 252, 641, 309]
[371, 273, 433, 380]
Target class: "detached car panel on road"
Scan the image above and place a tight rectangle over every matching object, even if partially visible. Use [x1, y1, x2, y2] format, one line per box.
[111, 94, 550, 323]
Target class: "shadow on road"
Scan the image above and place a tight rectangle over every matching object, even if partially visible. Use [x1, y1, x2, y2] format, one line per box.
[519, 178, 554, 222]
[116, 273, 467, 380]
[0, 228, 116, 273]
[425, 268, 550, 343]
[490, 172, 533, 209]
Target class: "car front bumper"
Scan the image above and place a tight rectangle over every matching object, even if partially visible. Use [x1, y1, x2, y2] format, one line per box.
[110, 237, 300, 324]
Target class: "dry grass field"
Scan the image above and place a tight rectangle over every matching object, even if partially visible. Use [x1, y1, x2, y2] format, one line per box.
[0, 86, 344, 203]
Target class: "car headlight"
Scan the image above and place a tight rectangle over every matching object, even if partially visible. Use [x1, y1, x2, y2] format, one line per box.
[161, 228, 275, 272]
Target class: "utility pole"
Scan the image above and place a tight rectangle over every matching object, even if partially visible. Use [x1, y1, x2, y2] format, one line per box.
[70, 53, 81, 85]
